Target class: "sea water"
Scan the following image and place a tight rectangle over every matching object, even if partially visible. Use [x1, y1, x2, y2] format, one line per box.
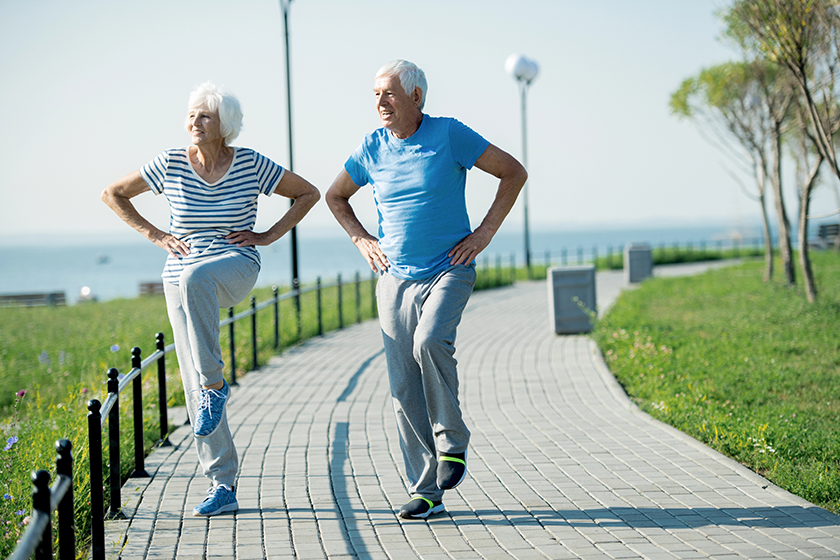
[0, 224, 759, 304]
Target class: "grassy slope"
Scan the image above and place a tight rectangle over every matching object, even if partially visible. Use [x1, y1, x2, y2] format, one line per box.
[592, 252, 840, 514]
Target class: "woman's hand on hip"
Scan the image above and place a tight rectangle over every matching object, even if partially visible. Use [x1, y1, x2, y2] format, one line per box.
[152, 231, 191, 258]
[226, 230, 272, 247]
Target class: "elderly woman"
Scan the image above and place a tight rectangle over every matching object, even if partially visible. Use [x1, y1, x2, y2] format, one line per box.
[101, 82, 320, 516]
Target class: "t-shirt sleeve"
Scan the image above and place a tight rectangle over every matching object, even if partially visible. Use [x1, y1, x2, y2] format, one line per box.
[139, 151, 170, 195]
[344, 143, 371, 187]
[252, 150, 286, 196]
[448, 119, 490, 170]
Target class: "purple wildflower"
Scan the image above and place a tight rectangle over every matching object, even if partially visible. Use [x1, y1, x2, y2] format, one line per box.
[16, 390, 25, 398]
[3, 494, 12, 500]
[4, 436, 18, 451]
[110, 344, 120, 352]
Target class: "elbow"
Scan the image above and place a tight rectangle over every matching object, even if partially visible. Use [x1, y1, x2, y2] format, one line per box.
[305, 186, 321, 211]
[324, 188, 341, 213]
[514, 162, 528, 191]
[100, 187, 114, 207]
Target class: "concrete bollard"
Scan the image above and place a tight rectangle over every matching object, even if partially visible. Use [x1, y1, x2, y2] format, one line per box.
[547, 265, 596, 334]
[624, 243, 652, 283]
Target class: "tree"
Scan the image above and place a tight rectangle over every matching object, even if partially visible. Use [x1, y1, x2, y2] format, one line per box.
[790, 97, 824, 302]
[670, 60, 790, 282]
[732, 0, 840, 199]
[720, 9, 800, 285]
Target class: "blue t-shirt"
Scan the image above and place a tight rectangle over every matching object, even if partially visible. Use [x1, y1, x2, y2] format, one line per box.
[344, 115, 489, 280]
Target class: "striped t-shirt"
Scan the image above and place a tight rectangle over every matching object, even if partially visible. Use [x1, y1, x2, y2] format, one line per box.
[140, 147, 285, 284]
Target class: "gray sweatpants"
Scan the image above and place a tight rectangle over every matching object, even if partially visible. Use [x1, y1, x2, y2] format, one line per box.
[164, 253, 259, 489]
[377, 264, 476, 502]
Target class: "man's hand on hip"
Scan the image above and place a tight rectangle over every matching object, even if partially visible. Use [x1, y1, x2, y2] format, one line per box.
[354, 235, 390, 273]
[449, 226, 493, 266]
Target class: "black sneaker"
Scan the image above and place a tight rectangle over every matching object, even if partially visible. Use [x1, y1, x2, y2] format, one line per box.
[398, 496, 445, 519]
[437, 451, 467, 490]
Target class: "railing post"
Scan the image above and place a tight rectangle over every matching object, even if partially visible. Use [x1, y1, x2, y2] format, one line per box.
[592, 245, 598, 266]
[251, 296, 258, 371]
[577, 246, 583, 265]
[545, 249, 550, 271]
[316, 276, 323, 336]
[607, 245, 613, 269]
[272, 286, 280, 350]
[130, 348, 149, 478]
[294, 278, 302, 342]
[337, 273, 344, 329]
[355, 271, 361, 324]
[510, 253, 516, 284]
[562, 247, 567, 266]
[370, 270, 377, 318]
[32, 470, 51, 560]
[56, 439, 74, 560]
[106, 368, 125, 519]
[155, 333, 171, 446]
[228, 307, 237, 386]
[87, 399, 104, 560]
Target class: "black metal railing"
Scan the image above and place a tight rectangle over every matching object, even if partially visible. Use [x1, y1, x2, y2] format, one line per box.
[8, 270, 380, 560]
[8, 440, 74, 560]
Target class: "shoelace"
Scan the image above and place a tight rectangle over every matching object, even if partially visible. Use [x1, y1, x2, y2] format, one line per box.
[202, 485, 229, 502]
[191, 387, 226, 422]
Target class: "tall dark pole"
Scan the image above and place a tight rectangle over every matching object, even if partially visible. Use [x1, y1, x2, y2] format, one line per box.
[281, 0, 299, 291]
[281, 0, 302, 332]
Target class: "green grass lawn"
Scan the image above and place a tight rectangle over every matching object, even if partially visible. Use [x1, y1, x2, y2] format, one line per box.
[592, 251, 840, 514]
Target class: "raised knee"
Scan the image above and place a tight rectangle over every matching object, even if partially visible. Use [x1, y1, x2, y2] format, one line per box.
[413, 330, 447, 362]
[179, 264, 211, 291]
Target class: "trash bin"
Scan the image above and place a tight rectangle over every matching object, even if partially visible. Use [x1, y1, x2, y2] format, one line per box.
[547, 265, 596, 334]
[624, 243, 652, 283]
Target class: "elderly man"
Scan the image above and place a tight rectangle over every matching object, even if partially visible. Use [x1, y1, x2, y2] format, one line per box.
[326, 59, 527, 519]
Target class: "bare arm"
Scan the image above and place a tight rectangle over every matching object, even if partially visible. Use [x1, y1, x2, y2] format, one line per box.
[101, 171, 191, 258]
[325, 170, 389, 272]
[448, 144, 528, 265]
[226, 170, 321, 247]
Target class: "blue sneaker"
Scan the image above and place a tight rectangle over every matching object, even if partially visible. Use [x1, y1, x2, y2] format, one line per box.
[193, 380, 230, 438]
[192, 484, 238, 516]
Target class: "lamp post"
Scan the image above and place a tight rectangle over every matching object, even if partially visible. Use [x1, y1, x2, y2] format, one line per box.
[505, 53, 538, 278]
[280, 0, 301, 326]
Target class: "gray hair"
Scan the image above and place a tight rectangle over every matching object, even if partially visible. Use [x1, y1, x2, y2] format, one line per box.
[184, 81, 243, 145]
[376, 60, 428, 110]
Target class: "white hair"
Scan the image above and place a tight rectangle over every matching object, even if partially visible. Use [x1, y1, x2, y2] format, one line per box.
[184, 81, 243, 145]
[376, 59, 428, 110]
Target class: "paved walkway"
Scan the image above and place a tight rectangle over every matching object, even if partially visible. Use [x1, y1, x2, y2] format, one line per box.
[109, 264, 840, 559]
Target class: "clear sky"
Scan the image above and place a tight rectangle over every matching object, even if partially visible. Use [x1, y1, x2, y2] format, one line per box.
[1, 0, 836, 246]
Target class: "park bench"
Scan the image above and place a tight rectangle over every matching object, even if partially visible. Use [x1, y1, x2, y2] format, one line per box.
[812, 223, 840, 250]
[0, 291, 66, 307]
[139, 282, 165, 296]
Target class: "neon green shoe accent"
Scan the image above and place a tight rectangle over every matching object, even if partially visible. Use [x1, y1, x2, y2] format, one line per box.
[410, 496, 434, 508]
[439, 456, 466, 466]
